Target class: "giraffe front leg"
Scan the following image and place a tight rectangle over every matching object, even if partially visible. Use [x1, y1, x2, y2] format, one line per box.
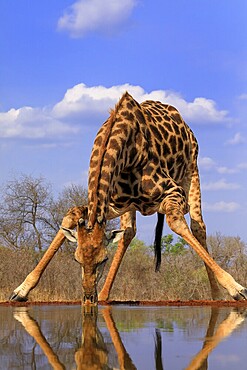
[163, 201, 247, 301]
[9, 229, 66, 302]
[98, 211, 136, 301]
[102, 307, 136, 369]
[9, 206, 87, 302]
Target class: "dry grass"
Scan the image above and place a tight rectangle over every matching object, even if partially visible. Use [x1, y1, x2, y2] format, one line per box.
[1, 234, 247, 302]
[0, 247, 215, 302]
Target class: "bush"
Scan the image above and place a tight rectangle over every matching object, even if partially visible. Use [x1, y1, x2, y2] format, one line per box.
[1, 233, 247, 302]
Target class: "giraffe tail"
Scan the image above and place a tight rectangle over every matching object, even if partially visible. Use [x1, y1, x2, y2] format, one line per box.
[154, 213, 164, 272]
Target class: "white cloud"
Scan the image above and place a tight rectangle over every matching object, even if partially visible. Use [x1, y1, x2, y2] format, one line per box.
[0, 82, 230, 140]
[53, 83, 228, 123]
[203, 201, 240, 213]
[202, 179, 240, 191]
[201, 162, 247, 175]
[0, 106, 79, 139]
[52, 83, 137, 118]
[199, 156, 247, 176]
[226, 132, 246, 145]
[57, 0, 137, 37]
[143, 92, 228, 123]
[181, 97, 228, 122]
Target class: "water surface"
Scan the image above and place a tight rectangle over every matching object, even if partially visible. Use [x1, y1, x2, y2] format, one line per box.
[0, 304, 247, 369]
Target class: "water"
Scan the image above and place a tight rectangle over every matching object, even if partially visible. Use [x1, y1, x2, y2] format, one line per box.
[0, 304, 247, 369]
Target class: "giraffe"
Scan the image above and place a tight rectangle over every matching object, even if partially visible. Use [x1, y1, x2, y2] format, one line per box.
[13, 306, 246, 370]
[14, 306, 137, 369]
[9, 92, 247, 305]
[185, 309, 246, 370]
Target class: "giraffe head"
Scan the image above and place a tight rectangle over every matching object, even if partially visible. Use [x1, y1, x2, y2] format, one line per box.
[62, 219, 124, 305]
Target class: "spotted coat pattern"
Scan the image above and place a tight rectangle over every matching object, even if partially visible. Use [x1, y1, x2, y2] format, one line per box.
[10, 92, 247, 305]
[88, 92, 198, 226]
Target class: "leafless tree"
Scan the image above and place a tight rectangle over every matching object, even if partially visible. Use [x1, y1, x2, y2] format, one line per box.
[0, 175, 117, 252]
[0, 174, 53, 251]
[49, 183, 88, 231]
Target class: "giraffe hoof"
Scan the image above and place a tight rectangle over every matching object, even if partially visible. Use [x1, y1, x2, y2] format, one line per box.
[232, 288, 247, 301]
[9, 292, 28, 302]
[239, 288, 247, 300]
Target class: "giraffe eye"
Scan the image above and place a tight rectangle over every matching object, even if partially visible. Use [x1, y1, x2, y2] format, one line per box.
[78, 218, 85, 226]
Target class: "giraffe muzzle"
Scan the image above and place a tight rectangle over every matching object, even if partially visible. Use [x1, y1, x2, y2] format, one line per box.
[83, 292, 98, 305]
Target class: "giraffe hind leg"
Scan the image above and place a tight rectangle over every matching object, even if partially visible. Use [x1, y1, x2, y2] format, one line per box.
[163, 198, 247, 300]
[187, 170, 221, 299]
[190, 217, 222, 300]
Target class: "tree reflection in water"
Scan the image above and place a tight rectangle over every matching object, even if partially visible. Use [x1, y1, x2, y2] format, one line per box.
[13, 306, 246, 370]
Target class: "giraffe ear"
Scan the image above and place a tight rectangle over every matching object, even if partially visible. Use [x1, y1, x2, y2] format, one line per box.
[61, 227, 78, 243]
[105, 229, 125, 245]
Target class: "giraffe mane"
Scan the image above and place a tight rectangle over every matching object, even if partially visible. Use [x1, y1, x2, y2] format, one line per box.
[89, 92, 130, 227]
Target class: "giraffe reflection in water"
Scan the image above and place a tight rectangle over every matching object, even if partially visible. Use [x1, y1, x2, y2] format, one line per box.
[14, 306, 136, 370]
[154, 308, 246, 370]
[185, 308, 246, 370]
[14, 307, 246, 370]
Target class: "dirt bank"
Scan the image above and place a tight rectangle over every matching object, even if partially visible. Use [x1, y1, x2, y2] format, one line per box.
[2, 299, 247, 307]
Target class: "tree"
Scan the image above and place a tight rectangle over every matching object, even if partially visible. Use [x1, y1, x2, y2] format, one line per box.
[0, 174, 53, 250]
[0, 176, 90, 251]
[0, 174, 118, 252]
[207, 233, 247, 269]
[160, 234, 188, 255]
[49, 183, 88, 231]
[50, 183, 118, 240]
[129, 238, 147, 251]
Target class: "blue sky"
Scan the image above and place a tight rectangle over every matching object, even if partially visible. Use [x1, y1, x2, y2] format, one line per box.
[0, 0, 247, 245]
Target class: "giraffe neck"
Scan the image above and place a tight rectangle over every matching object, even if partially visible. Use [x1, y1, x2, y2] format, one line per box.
[87, 92, 147, 228]
[87, 111, 116, 228]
